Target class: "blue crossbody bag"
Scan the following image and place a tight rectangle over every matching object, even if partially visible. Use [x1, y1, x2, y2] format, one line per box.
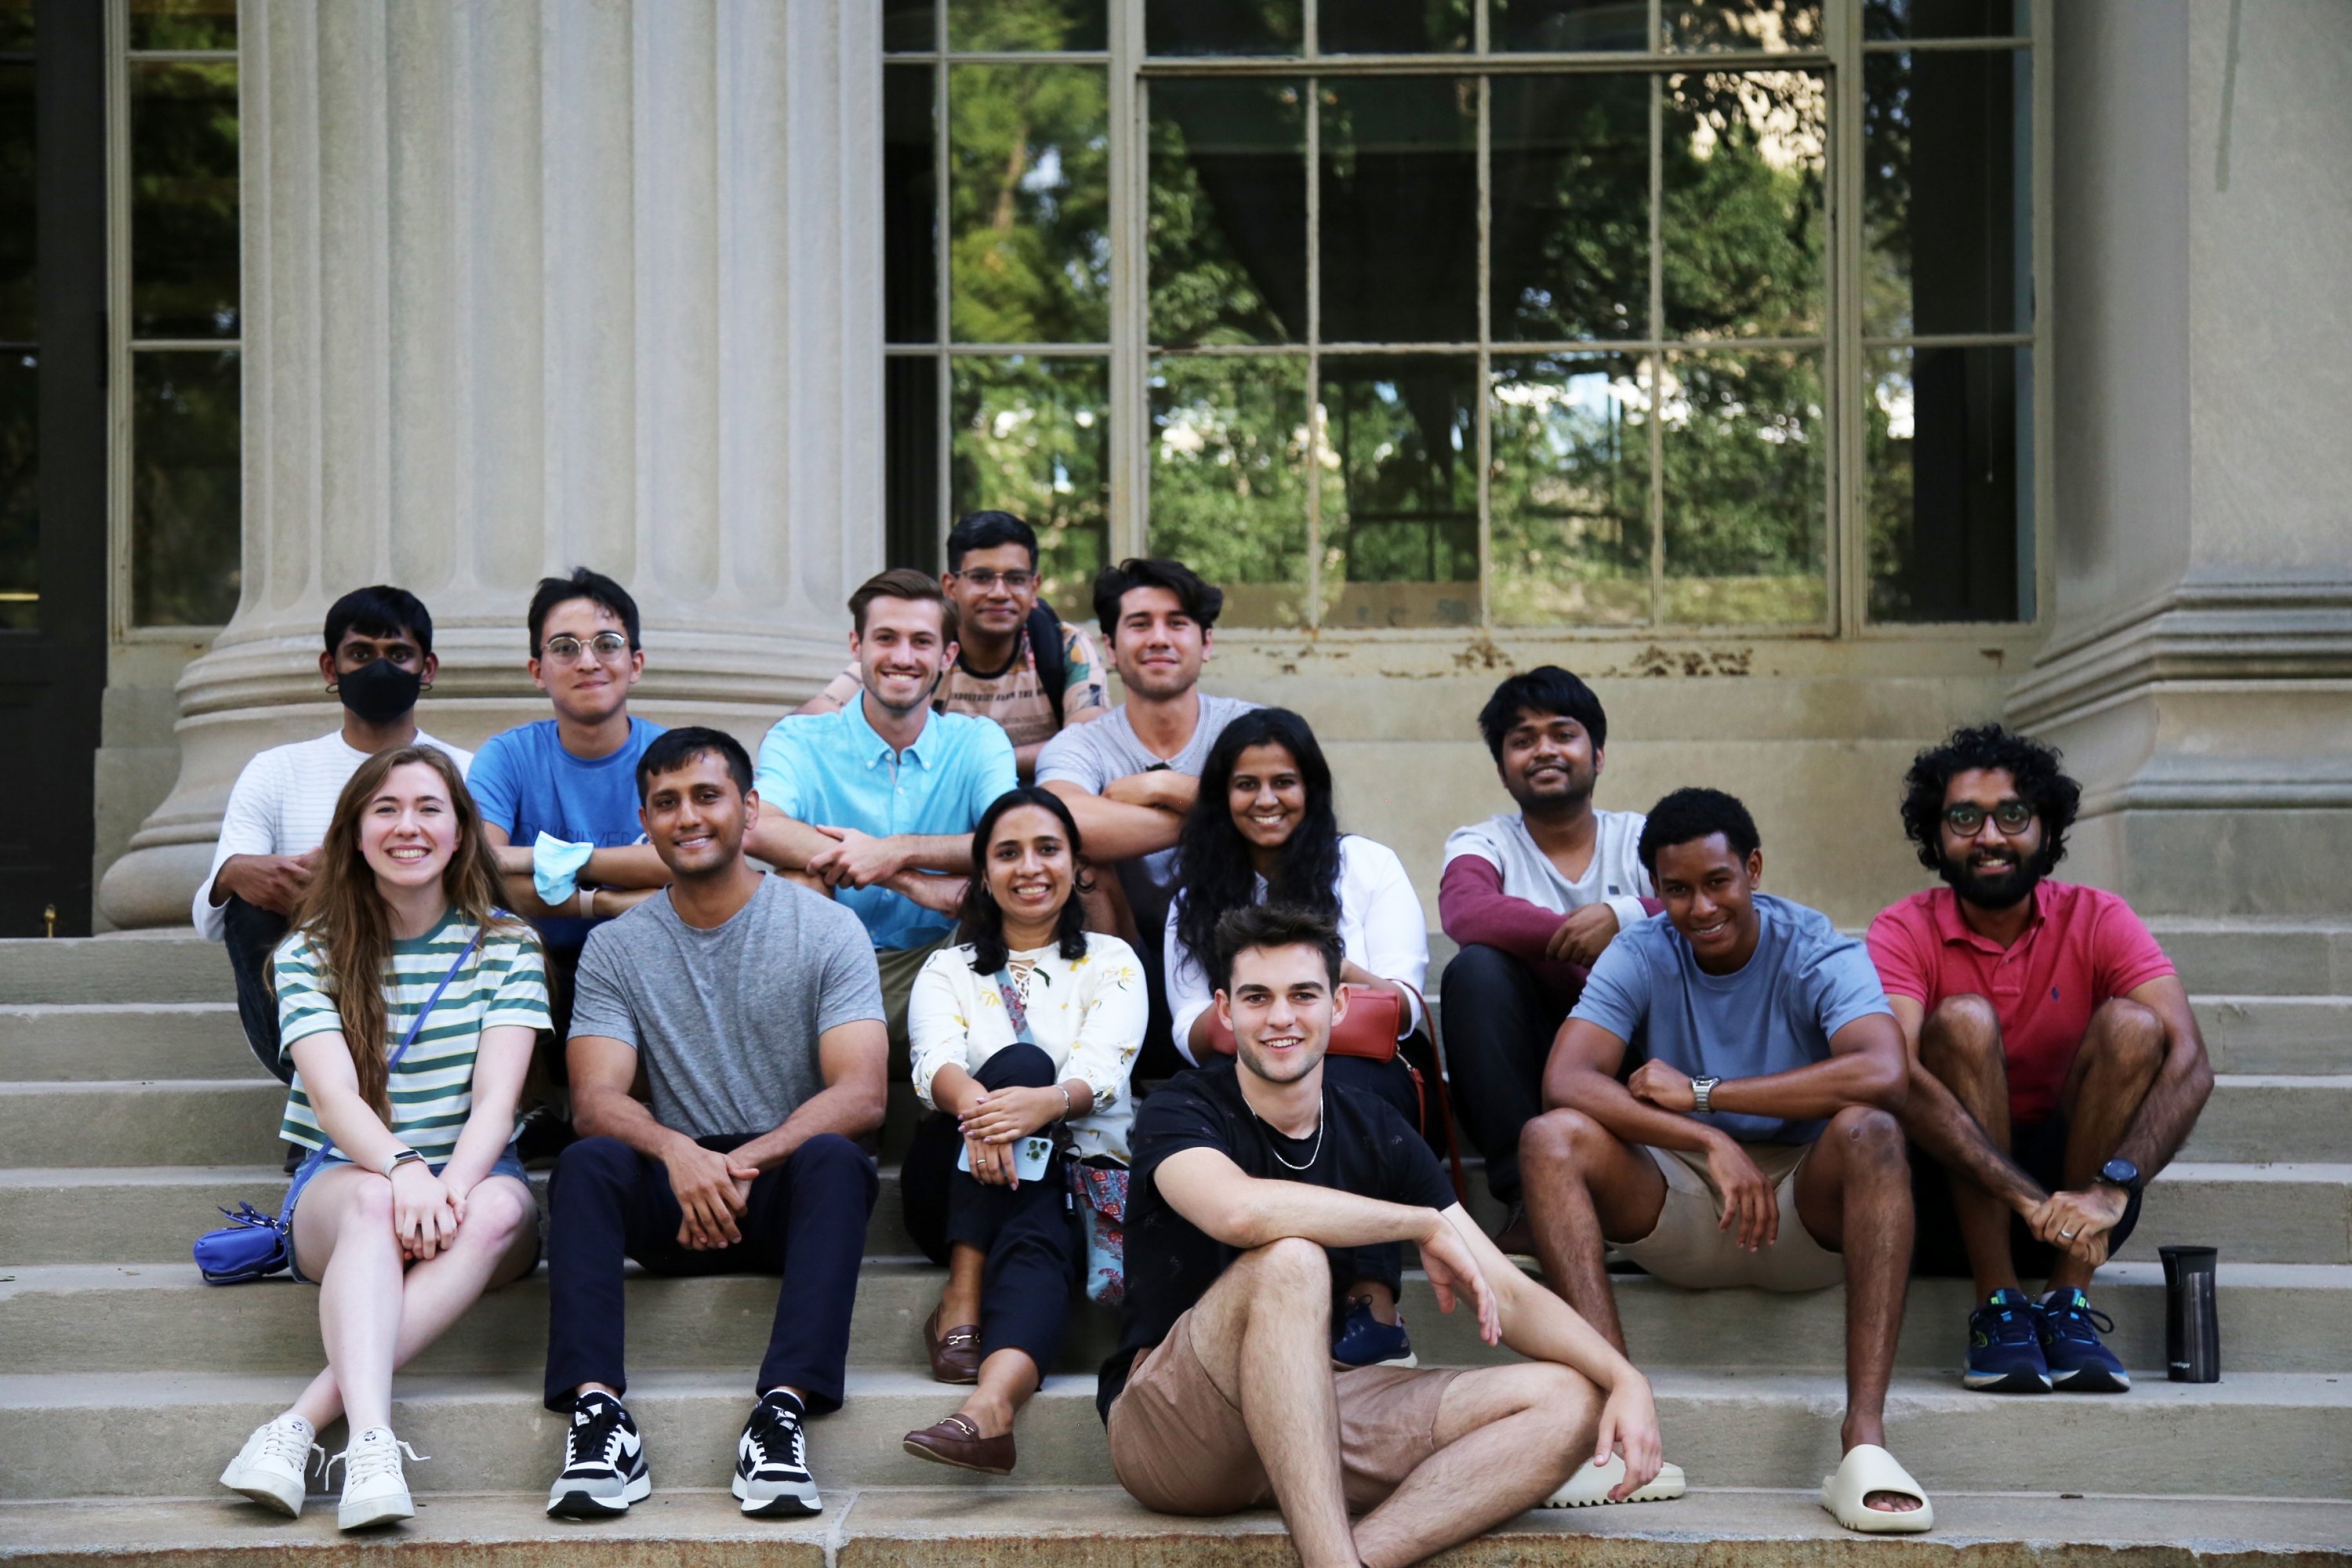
[193, 935, 480, 1284]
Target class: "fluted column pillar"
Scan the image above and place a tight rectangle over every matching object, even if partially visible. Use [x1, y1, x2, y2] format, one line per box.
[100, 0, 883, 927]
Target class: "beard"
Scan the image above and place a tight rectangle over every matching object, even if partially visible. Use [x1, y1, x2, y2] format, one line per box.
[1511, 763, 1595, 813]
[1936, 844, 2048, 911]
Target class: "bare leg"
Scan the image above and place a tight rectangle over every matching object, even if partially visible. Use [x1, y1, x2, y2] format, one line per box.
[1907, 995, 2029, 1298]
[1352, 1363, 1599, 1568]
[1348, 1279, 1398, 1324]
[2045, 999, 2165, 1292]
[937, 1243, 985, 1329]
[284, 1167, 405, 1435]
[1794, 1106, 1918, 1513]
[1518, 1109, 1668, 1352]
[954, 1348, 1040, 1440]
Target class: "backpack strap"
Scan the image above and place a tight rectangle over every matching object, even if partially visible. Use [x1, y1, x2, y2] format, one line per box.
[1026, 601, 1069, 728]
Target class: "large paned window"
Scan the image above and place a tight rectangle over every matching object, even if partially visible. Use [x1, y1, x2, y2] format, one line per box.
[114, 0, 241, 629]
[0, 0, 33, 629]
[884, 0, 2037, 632]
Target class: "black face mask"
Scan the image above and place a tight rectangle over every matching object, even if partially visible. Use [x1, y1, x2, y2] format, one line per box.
[336, 658, 423, 725]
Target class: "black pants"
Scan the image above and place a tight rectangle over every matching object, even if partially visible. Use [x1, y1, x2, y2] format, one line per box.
[223, 895, 292, 1083]
[900, 1043, 1079, 1377]
[1909, 1112, 2144, 1279]
[1440, 943, 1575, 1208]
[542, 1130, 878, 1413]
[1322, 1052, 1415, 1302]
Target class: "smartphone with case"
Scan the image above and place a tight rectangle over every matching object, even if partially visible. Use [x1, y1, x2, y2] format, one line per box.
[959, 1135, 1055, 1181]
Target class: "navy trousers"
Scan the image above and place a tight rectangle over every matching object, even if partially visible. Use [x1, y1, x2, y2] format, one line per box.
[222, 895, 292, 1084]
[543, 1129, 878, 1414]
[900, 1042, 1079, 1379]
[1440, 943, 1574, 1208]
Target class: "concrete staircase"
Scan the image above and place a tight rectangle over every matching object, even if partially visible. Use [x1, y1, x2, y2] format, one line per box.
[3, 922, 2350, 1563]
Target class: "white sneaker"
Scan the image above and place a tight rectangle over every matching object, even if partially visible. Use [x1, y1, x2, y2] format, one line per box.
[328, 1426, 425, 1531]
[220, 1413, 321, 1516]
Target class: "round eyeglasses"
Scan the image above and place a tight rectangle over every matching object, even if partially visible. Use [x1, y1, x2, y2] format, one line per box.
[1944, 801, 2036, 837]
[540, 632, 632, 662]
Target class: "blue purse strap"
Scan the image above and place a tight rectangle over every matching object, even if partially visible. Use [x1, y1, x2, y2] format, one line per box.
[990, 965, 1039, 1045]
[278, 931, 482, 1215]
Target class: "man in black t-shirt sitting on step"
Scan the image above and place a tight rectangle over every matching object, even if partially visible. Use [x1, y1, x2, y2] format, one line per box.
[1098, 904, 1669, 1568]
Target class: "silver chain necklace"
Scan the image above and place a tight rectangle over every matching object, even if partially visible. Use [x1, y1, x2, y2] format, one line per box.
[1246, 1091, 1326, 1171]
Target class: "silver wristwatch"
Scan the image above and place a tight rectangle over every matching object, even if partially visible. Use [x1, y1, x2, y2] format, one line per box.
[1690, 1076, 1722, 1115]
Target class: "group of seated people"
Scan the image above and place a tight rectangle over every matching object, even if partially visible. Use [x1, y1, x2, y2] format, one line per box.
[197, 510, 2215, 1562]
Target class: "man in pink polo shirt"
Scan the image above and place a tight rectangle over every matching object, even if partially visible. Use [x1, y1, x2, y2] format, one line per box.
[1869, 725, 2213, 1396]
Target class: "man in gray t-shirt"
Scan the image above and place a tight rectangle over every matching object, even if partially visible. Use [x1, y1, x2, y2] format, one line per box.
[543, 727, 888, 1522]
[1036, 558, 1258, 1073]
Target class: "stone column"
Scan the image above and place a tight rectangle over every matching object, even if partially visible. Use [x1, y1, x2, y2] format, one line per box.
[100, 0, 884, 927]
[2005, 0, 2352, 915]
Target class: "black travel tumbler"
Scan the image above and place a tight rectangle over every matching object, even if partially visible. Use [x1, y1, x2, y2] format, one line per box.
[2160, 1244, 2220, 1382]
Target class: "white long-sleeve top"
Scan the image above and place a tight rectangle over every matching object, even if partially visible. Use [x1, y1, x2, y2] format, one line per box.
[1163, 834, 1431, 1066]
[908, 931, 1147, 1164]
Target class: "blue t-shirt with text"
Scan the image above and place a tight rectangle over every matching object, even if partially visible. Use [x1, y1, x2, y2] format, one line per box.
[468, 716, 667, 951]
[1570, 893, 1892, 1145]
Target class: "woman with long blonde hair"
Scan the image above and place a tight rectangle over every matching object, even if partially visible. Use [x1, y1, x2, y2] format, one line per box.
[218, 746, 550, 1530]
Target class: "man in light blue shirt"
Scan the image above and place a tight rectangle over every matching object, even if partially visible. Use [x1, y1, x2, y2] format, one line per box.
[749, 569, 1017, 1059]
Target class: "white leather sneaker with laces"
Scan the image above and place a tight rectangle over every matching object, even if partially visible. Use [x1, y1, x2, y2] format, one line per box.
[220, 1413, 321, 1517]
[326, 1426, 426, 1530]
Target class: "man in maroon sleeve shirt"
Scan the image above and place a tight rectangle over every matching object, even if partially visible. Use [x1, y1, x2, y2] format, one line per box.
[1438, 669, 1661, 1252]
[1868, 724, 2213, 1396]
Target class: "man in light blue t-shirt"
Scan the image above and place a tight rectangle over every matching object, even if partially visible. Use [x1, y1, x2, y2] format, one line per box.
[1519, 789, 1934, 1534]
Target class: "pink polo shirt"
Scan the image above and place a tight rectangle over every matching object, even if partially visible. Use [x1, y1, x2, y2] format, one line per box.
[1866, 881, 2175, 1123]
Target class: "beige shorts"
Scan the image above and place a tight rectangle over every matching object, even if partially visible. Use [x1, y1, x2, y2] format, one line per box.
[1107, 1308, 1465, 1515]
[1616, 1141, 1846, 1292]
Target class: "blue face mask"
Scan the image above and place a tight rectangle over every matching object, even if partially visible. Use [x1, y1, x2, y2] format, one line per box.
[336, 658, 422, 724]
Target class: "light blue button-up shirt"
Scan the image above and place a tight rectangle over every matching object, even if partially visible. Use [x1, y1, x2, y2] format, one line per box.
[753, 699, 1018, 951]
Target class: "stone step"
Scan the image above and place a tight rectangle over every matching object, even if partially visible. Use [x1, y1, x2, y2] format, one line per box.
[2145, 917, 2352, 996]
[0, 935, 228, 1007]
[0, 1081, 289, 1167]
[5, 1259, 2348, 1380]
[3, 1487, 2349, 1567]
[0, 1004, 256, 1081]
[5, 1158, 2345, 1269]
[2194, 995, 2352, 1073]
[2180, 1074, 2352, 1160]
[4, 1367, 2347, 1503]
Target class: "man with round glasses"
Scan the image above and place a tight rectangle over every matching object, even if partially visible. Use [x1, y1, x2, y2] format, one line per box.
[1867, 724, 2213, 1396]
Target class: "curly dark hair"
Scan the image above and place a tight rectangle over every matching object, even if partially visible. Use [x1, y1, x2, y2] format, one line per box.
[1898, 724, 2081, 873]
[1173, 709, 1343, 975]
[958, 787, 1094, 974]
[1637, 786, 1762, 876]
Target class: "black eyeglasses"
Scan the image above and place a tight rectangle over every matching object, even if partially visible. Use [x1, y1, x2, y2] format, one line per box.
[1944, 801, 2036, 836]
[955, 568, 1036, 591]
[540, 632, 632, 662]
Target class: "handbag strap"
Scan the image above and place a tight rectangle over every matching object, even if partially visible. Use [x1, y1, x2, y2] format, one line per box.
[990, 965, 1037, 1045]
[282, 931, 482, 1209]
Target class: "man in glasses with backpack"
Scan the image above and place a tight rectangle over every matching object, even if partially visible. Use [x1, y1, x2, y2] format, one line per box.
[1868, 724, 2213, 1396]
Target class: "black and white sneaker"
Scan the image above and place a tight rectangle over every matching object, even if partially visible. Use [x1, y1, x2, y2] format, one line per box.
[732, 1392, 821, 1517]
[546, 1392, 651, 1518]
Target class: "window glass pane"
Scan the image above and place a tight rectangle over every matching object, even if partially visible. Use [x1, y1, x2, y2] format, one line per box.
[884, 64, 936, 343]
[0, 0, 29, 53]
[1148, 78, 1305, 348]
[1319, 355, 1479, 629]
[1149, 355, 1311, 628]
[950, 355, 1108, 608]
[1320, 0, 1472, 55]
[129, 0, 235, 50]
[884, 0, 935, 53]
[131, 60, 240, 339]
[1, 56, 31, 343]
[885, 356, 941, 571]
[1666, 0, 1821, 51]
[949, 64, 1110, 343]
[948, 0, 1105, 53]
[1864, 48, 2026, 337]
[1864, 0, 2024, 42]
[1493, 0, 1651, 52]
[1661, 70, 1825, 339]
[1319, 78, 1477, 344]
[131, 349, 241, 627]
[1145, 0, 1302, 56]
[1867, 344, 2024, 622]
[1490, 75, 1649, 343]
[1491, 354, 1650, 626]
[0, 350, 32, 630]
[1660, 350, 1824, 625]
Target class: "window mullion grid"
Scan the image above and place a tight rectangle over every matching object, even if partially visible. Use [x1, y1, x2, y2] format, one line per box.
[104, 0, 134, 636]
[1645, 71, 1664, 629]
[1304, 70, 1322, 630]
[1109, 0, 1145, 562]
[932, 17, 951, 565]
[1831, 0, 1866, 636]
[1475, 71, 1492, 630]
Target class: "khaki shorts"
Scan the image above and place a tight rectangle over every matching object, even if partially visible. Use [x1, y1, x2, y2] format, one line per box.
[1107, 1308, 1465, 1515]
[875, 935, 952, 1078]
[1616, 1141, 1845, 1292]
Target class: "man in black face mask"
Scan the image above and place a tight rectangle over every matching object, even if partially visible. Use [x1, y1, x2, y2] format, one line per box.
[1866, 725, 2213, 1398]
[196, 586, 476, 1088]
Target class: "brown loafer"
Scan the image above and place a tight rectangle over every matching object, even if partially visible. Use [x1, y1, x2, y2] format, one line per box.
[923, 1307, 981, 1384]
[902, 1412, 1015, 1475]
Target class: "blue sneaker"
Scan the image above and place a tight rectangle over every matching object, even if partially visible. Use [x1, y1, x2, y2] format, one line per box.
[2038, 1288, 2130, 1392]
[1964, 1287, 2051, 1392]
[1332, 1296, 1417, 1369]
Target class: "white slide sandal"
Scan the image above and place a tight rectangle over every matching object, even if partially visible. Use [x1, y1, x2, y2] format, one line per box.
[1820, 1443, 1934, 1534]
[1541, 1454, 1686, 1508]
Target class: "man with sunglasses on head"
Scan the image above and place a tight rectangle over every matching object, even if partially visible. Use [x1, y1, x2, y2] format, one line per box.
[795, 511, 1110, 779]
[1869, 724, 2213, 1396]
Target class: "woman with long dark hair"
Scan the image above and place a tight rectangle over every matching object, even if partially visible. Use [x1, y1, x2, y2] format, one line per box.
[1163, 706, 1433, 1367]
[218, 747, 548, 1530]
[898, 786, 1145, 1475]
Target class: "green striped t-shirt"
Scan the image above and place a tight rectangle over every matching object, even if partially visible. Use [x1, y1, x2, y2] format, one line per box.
[274, 913, 551, 1163]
